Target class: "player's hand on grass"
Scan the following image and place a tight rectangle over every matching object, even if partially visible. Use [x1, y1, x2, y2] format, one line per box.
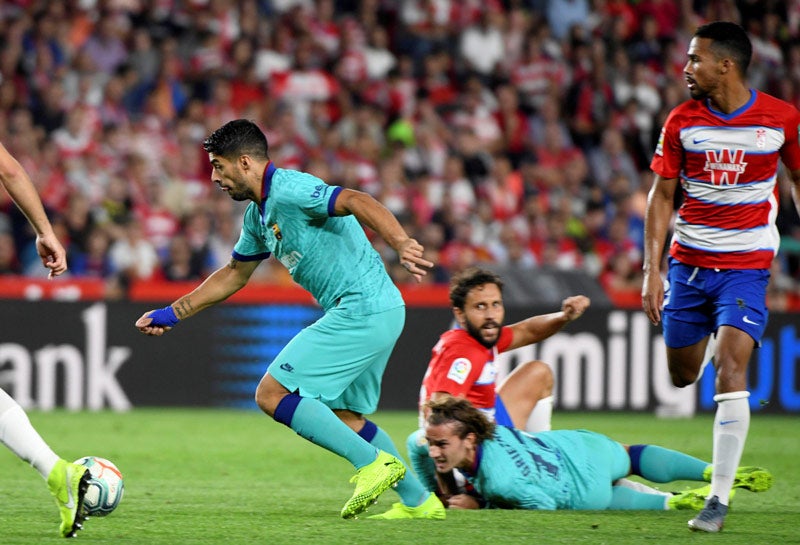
[445, 494, 482, 509]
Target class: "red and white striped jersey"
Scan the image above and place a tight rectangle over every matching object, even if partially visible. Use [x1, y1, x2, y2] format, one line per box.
[651, 90, 800, 269]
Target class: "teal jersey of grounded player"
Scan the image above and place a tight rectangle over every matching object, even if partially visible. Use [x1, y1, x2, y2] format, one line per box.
[232, 163, 403, 314]
[464, 426, 629, 510]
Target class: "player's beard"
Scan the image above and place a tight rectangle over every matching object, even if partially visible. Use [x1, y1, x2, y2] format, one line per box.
[688, 79, 709, 100]
[227, 186, 251, 201]
[465, 318, 503, 349]
[689, 87, 709, 100]
[225, 176, 255, 201]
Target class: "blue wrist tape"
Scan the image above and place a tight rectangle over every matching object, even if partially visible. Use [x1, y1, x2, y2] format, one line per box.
[148, 305, 179, 327]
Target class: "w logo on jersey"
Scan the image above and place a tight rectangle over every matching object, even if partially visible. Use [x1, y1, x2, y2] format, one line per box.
[704, 148, 748, 185]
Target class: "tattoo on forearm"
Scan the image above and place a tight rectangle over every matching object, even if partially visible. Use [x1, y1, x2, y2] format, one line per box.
[174, 299, 194, 319]
[228, 258, 238, 269]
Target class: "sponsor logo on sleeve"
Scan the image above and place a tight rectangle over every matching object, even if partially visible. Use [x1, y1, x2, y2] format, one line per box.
[446, 358, 472, 385]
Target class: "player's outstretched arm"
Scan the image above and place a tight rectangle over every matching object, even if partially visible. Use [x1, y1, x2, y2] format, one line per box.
[507, 295, 590, 350]
[0, 142, 67, 278]
[333, 188, 434, 281]
[135, 258, 260, 336]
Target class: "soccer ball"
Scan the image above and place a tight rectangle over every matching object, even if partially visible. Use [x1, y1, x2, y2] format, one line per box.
[73, 456, 124, 517]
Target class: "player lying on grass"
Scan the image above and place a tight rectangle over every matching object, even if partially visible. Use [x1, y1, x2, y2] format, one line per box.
[407, 267, 589, 501]
[421, 396, 773, 511]
[0, 140, 91, 538]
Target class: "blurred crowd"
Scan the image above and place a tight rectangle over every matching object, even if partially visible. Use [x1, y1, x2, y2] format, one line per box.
[1, 0, 800, 305]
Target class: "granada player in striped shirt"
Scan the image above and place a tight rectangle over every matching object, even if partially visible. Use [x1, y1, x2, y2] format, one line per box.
[643, 21, 800, 533]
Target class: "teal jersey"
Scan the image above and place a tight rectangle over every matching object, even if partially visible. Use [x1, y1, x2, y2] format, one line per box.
[465, 426, 630, 510]
[233, 164, 403, 313]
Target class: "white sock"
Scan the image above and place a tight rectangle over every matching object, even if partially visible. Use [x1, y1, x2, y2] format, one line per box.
[525, 395, 554, 433]
[709, 391, 750, 505]
[0, 389, 60, 479]
[615, 477, 671, 497]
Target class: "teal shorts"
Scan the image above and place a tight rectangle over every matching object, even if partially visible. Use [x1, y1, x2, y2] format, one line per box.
[567, 430, 630, 509]
[266, 305, 405, 414]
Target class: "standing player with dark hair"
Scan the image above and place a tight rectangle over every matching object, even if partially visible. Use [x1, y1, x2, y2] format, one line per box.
[135, 119, 445, 520]
[643, 21, 798, 532]
[0, 141, 91, 538]
[407, 267, 590, 507]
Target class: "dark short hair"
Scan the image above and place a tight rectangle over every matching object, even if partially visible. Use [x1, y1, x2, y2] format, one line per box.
[449, 267, 504, 309]
[425, 396, 496, 443]
[694, 21, 752, 76]
[202, 119, 269, 161]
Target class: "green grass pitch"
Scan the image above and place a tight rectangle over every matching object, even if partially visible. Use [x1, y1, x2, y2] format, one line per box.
[1, 409, 798, 544]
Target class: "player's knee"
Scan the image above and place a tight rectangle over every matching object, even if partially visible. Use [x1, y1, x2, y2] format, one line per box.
[668, 366, 697, 388]
[254, 386, 273, 415]
[254, 381, 284, 416]
[524, 360, 554, 392]
[534, 361, 555, 391]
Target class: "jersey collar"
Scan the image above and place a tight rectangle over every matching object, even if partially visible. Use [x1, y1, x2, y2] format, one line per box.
[706, 88, 756, 120]
[463, 444, 483, 477]
[259, 161, 276, 221]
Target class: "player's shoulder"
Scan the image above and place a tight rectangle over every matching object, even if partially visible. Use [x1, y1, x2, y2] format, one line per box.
[753, 89, 792, 107]
[274, 166, 324, 185]
[273, 167, 336, 202]
[242, 201, 261, 222]
[752, 90, 800, 116]
[440, 327, 478, 347]
[434, 328, 485, 360]
[663, 99, 705, 126]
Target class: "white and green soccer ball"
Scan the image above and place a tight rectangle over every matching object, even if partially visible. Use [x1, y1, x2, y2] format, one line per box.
[73, 456, 124, 517]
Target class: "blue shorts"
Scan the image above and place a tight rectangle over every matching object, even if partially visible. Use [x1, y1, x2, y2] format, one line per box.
[662, 258, 769, 348]
[267, 305, 405, 414]
[494, 394, 514, 427]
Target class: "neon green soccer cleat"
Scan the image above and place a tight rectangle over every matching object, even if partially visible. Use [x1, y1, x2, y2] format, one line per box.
[368, 493, 446, 520]
[341, 451, 406, 519]
[702, 465, 773, 492]
[47, 459, 91, 538]
[668, 485, 736, 511]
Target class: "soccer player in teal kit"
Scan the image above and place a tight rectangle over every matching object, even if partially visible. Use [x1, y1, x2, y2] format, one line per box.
[423, 397, 772, 512]
[135, 119, 443, 520]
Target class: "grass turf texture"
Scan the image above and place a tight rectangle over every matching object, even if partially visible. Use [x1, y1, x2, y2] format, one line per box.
[2, 409, 798, 545]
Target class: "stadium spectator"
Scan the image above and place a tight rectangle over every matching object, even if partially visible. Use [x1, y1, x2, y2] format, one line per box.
[79, 12, 129, 76]
[458, 6, 506, 82]
[511, 30, 569, 113]
[0, 230, 21, 275]
[108, 216, 160, 283]
[69, 225, 115, 280]
[0, 0, 797, 299]
[587, 127, 640, 191]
